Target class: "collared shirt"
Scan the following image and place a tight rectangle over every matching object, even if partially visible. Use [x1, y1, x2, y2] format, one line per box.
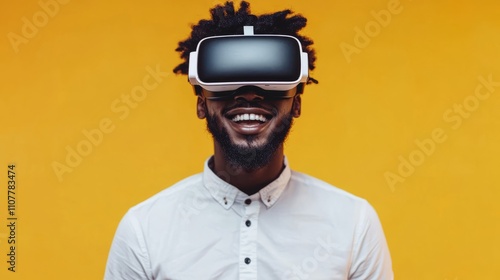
[105, 157, 393, 280]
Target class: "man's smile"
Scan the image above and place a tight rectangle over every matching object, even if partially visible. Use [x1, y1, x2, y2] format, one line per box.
[231, 113, 268, 123]
[224, 106, 275, 135]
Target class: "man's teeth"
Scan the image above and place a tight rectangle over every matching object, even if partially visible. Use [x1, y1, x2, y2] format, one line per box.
[232, 113, 268, 123]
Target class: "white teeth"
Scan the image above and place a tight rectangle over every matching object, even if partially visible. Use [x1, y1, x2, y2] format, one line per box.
[231, 114, 268, 123]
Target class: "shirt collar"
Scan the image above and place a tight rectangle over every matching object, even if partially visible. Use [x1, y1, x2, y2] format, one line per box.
[202, 156, 292, 209]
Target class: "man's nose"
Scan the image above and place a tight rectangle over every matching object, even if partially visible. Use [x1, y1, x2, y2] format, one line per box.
[233, 87, 265, 102]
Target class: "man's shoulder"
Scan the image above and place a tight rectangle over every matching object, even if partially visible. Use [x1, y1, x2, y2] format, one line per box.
[287, 170, 384, 229]
[289, 170, 368, 207]
[126, 173, 204, 217]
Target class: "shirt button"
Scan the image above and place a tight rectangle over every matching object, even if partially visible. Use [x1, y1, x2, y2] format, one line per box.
[245, 220, 251, 227]
[244, 257, 251, 264]
[244, 199, 251, 205]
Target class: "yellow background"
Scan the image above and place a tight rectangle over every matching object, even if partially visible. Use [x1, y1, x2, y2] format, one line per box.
[1, 0, 499, 279]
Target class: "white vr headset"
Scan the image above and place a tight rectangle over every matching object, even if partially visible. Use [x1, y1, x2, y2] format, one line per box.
[188, 26, 309, 99]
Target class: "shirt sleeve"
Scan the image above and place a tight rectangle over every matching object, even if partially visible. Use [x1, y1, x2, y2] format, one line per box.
[348, 201, 394, 280]
[104, 210, 152, 280]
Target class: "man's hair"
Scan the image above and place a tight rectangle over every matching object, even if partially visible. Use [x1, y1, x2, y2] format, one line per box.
[172, 1, 318, 84]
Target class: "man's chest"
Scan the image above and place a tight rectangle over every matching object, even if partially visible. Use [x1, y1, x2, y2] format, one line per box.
[146, 209, 355, 280]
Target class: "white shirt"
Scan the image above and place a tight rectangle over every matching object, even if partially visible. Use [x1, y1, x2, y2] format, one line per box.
[105, 157, 393, 280]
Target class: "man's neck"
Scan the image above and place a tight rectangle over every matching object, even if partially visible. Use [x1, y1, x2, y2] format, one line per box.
[210, 145, 286, 195]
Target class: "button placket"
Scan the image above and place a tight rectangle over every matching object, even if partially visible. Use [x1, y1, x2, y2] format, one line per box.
[239, 197, 260, 279]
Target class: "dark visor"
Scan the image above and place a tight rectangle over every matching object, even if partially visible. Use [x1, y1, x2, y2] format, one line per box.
[197, 36, 302, 83]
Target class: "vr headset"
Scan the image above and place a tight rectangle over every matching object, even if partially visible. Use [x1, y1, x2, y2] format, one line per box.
[188, 26, 309, 100]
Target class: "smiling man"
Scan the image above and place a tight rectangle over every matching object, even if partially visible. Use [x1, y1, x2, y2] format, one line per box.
[104, 1, 393, 279]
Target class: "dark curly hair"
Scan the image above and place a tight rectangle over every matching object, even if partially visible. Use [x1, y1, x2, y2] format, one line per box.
[172, 1, 318, 85]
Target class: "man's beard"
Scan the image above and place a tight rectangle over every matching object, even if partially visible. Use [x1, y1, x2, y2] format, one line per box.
[206, 111, 294, 171]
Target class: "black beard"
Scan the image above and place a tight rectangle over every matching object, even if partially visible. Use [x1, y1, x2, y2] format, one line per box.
[205, 111, 294, 171]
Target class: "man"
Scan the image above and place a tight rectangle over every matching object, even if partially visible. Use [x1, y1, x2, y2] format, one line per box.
[105, 1, 393, 279]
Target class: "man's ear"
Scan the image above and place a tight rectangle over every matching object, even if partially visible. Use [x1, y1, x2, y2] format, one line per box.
[197, 95, 207, 119]
[292, 93, 301, 118]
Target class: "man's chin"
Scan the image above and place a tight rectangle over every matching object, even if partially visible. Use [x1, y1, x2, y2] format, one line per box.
[231, 137, 266, 150]
[206, 112, 293, 171]
[220, 142, 275, 171]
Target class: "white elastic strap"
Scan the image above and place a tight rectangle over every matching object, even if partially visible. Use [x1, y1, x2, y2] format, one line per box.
[243, 26, 254, 35]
